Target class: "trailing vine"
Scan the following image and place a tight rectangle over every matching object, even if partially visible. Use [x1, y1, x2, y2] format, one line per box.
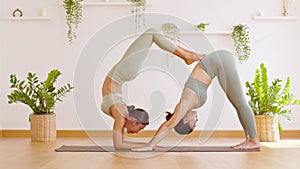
[128, 0, 146, 33]
[231, 24, 251, 63]
[63, 0, 83, 44]
[161, 23, 180, 43]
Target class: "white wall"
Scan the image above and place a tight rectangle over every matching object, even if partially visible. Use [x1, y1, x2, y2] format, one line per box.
[1, 0, 300, 131]
[0, 0, 3, 130]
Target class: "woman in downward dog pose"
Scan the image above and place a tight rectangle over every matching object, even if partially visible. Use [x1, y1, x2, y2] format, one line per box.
[101, 28, 205, 150]
[134, 50, 261, 150]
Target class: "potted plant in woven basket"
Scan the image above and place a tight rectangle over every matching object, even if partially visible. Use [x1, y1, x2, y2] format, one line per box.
[245, 63, 300, 142]
[7, 69, 74, 142]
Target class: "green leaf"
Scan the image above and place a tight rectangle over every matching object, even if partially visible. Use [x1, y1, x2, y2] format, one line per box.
[43, 69, 61, 90]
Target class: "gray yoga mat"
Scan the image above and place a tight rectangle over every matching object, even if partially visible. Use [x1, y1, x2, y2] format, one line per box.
[55, 145, 260, 152]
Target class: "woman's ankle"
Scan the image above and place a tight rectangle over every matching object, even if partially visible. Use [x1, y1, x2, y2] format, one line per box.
[249, 137, 260, 144]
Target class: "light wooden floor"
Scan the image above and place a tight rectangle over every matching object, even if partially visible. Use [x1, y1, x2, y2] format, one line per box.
[1, 137, 300, 169]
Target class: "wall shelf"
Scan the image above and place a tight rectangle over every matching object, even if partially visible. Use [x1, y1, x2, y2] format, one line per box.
[60, 2, 151, 7]
[180, 31, 232, 36]
[252, 16, 298, 21]
[81, 2, 132, 6]
[7, 17, 51, 21]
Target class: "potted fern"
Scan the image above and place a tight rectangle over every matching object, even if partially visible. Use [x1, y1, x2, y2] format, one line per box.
[7, 69, 74, 141]
[231, 24, 251, 63]
[245, 63, 300, 141]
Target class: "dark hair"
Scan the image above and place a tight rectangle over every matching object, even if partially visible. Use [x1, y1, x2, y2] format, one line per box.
[127, 106, 149, 125]
[165, 112, 193, 135]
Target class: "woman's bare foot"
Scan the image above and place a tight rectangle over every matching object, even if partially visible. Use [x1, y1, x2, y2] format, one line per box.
[174, 46, 206, 65]
[232, 138, 261, 150]
[231, 136, 250, 148]
[183, 53, 206, 65]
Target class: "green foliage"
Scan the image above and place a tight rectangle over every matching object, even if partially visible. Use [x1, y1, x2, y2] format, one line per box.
[63, 0, 83, 44]
[246, 63, 300, 123]
[128, 0, 146, 33]
[7, 69, 74, 115]
[195, 23, 209, 32]
[231, 24, 251, 63]
[128, 0, 146, 4]
[161, 23, 180, 42]
[128, 0, 146, 13]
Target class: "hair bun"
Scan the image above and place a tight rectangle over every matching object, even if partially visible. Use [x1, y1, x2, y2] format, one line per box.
[127, 105, 135, 111]
[128, 107, 149, 124]
[165, 111, 173, 121]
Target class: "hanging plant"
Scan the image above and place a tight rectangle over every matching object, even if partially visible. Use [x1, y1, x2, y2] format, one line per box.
[161, 23, 180, 43]
[231, 24, 251, 63]
[128, 0, 146, 14]
[128, 0, 146, 32]
[63, 0, 83, 44]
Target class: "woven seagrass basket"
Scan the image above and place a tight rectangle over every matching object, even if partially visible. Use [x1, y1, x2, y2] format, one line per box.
[255, 115, 280, 142]
[30, 113, 56, 142]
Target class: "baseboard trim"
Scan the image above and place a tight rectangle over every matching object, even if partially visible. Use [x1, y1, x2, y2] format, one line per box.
[2, 130, 300, 138]
[2, 130, 30, 137]
[279, 130, 300, 138]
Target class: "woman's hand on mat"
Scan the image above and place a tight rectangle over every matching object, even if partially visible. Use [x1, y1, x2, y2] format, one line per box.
[132, 145, 163, 151]
[153, 145, 164, 151]
[132, 145, 155, 151]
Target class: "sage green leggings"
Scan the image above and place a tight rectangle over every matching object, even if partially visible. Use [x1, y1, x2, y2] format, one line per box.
[198, 50, 258, 138]
[107, 28, 176, 84]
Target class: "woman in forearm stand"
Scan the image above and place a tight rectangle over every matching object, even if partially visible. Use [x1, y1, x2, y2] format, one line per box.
[101, 28, 205, 150]
[134, 50, 261, 150]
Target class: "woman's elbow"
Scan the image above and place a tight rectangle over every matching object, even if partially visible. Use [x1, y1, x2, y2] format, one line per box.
[113, 140, 125, 150]
[114, 143, 124, 150]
